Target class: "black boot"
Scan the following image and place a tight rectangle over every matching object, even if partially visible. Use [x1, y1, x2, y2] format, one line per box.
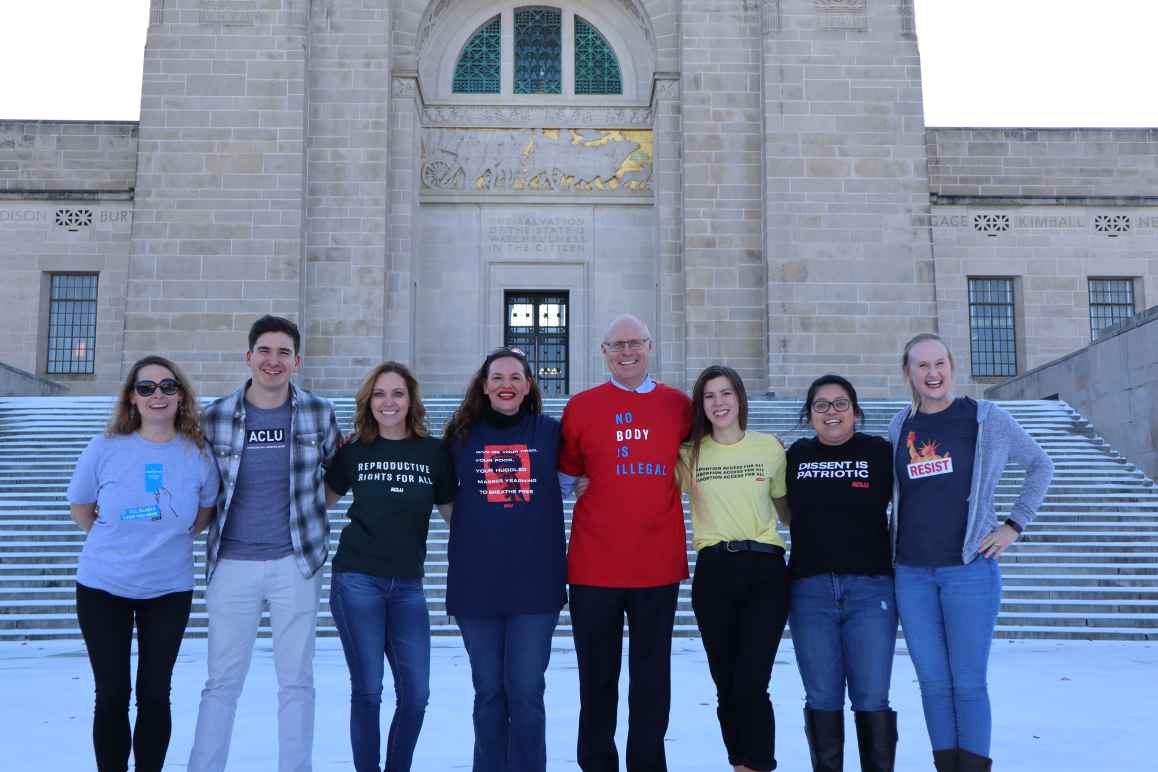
[853, 710, 897, 772]
[803, 708, 844, 772]
[957, 749, 993, 771]
[932, 749, 958, 772]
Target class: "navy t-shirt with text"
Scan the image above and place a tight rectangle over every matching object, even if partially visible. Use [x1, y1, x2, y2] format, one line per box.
[445, 409, 567, 618]
[895, 397, 978, 567]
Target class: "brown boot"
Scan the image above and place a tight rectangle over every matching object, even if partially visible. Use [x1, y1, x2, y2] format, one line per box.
[957, 749, 993, 771]
[932, 749, 958, 772]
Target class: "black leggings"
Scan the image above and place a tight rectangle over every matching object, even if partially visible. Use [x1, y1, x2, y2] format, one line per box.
[75, 582, 192, 772]
[691, 547, 791, 771]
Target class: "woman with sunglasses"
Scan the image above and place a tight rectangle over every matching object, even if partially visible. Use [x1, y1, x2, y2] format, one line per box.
[679, 364, 790, 772]
[323, 361, 456, 772]
[442, 348, 567, 772]
[66, 356, 219, 772]
[786, 375, 897, 772]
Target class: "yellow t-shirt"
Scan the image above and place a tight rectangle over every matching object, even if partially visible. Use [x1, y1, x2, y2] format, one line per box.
[678, 431, 788, 551]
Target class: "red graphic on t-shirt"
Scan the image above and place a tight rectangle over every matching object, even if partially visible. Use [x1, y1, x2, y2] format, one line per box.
[482, 444, 533, 506]
[906, 431, 954, 479]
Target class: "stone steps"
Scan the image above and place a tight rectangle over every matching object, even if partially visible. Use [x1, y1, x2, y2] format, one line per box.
[0, 396, 1155, 641]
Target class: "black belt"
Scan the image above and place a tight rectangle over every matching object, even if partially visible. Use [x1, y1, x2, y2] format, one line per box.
[702, 540, 785, 557]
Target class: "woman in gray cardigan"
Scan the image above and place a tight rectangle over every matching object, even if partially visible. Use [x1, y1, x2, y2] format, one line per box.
[889, 333, 1052, 772]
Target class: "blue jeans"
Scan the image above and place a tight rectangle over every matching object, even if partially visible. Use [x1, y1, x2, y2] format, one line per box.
[895, 558, 1001, 756]
[456, 611, 560, 772]
[330, 571, 431, 772]
[789, 573, 898, 712]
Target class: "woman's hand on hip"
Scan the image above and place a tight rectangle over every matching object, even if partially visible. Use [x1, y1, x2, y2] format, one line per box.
[979, 523, 1019, 559]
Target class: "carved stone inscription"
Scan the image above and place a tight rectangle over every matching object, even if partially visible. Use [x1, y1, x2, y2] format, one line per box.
[816, 0, 868, 30]
[421, 129, 653, 197]
[483, 210, 591, 259]
[199, 0, 258, 27]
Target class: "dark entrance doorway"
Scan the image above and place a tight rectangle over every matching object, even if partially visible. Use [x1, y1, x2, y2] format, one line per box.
[504, 291, 569, 396]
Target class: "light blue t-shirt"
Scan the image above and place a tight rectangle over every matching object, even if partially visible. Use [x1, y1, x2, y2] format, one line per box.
[67, 432, 220, 599]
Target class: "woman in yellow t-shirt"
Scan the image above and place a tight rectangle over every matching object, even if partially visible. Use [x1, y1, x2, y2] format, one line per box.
[679, 364, 790, 772]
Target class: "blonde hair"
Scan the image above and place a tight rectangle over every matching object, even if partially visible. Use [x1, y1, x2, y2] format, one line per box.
[108, 355, 205, 448]
[900, 333, 955, 417]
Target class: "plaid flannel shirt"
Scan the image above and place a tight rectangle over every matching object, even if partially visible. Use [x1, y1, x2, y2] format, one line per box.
[200, 381, 340, 582]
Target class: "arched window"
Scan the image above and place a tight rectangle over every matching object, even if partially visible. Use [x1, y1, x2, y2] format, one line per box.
[452, 16, 502, 94]
[450, 6, 623, 96]
[574, 16, 621, 95]
[514, 7, 562, 94]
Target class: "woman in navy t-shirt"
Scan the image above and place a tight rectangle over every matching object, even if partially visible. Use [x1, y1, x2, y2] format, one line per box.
[442, 347, 567, 772]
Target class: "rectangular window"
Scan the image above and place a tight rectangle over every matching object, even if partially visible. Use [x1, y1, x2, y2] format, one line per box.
[46, 273, 98, 375]
[967, 278, 1017, 378]
[1088, 278, 1136, 340]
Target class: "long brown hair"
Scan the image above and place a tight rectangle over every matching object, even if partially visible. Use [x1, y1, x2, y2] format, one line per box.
[353, 361, 429, 444]
[108, 355, 205, 448]
[901, 332, 955, 417]
[685, 365, 749, 484]
[443, 348, 542, 447]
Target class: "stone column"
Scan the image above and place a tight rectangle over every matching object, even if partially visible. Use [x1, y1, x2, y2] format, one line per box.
[681, 0, 768, 392]
[301, 0, 392, 392]
[764, 0, 935, 398]
[126, 0, 310, 394]
[383, 75, 420, 366]
[653, 75, 686, 389]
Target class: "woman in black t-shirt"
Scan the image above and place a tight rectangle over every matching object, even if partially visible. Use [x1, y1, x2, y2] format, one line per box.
[786, 374, 898, 772]
[323, 361, 456, 772]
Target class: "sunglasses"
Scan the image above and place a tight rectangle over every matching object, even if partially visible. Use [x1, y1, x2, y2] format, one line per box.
[134, 379, 181, 397]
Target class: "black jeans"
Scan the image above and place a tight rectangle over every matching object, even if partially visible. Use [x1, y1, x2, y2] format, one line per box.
[569, 582, 679, 772]
[75, 582, 193, 772]
[691, 546, 790, 771]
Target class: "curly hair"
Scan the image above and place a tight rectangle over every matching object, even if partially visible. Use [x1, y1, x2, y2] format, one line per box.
[352, 361, 429, 444]
[108, 355, 205, 448]
[443, 348, 542, 447]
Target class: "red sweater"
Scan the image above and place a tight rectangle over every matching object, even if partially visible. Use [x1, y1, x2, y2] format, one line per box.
[559, 382, 692, 587]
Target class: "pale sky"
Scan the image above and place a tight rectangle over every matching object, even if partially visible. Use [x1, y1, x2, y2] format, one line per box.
[1, 0, 1156, 126]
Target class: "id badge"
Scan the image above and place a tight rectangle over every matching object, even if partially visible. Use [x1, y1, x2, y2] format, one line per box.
[144, 464, 164, 493]
[122, 505, 162, 521]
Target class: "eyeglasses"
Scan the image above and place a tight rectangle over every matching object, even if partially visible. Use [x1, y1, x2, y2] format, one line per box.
[811, 397, 851, 414]
[134, 379, 180, 397]
[603, 338, 650, 353]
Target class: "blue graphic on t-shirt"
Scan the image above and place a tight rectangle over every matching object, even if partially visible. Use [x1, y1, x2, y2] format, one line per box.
[144, 463, 164, 493]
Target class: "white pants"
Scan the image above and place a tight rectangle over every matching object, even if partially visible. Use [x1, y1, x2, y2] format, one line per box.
[187, 556, 323, 772]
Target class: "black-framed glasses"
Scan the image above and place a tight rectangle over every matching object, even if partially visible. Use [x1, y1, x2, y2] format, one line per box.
[811, 397, 851, 414]
[603, 338, 650, 353]
[134, 379, 180, 397]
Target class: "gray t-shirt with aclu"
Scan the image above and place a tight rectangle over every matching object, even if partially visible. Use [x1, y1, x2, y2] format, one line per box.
[67, 433, 220, 599]
[219, 399, 294, 560]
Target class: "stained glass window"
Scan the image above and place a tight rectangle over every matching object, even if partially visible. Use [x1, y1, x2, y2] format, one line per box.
[514, 7, 561, 95]
[453, 16, 502, 94]
[574, 16, 621, 95]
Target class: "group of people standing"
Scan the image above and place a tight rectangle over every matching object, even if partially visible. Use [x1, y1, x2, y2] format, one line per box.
[66, 312, 1053, 772]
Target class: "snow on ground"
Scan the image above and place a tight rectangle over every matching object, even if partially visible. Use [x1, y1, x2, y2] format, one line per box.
[1, 637, 1150, 770]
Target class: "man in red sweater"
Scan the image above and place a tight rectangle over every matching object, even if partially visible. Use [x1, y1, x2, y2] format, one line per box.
[559, 314, 692, 772]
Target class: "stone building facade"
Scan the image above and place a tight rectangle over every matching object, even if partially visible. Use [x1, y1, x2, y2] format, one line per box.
[1, 0, 1155, 398]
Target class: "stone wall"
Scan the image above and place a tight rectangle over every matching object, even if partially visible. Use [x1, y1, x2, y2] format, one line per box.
[0, 121, 138, 193]
[985, 305, 1158, 481]
[762, 0, 936, 399]
[928, 128, 1158, 199]
[124, 0, 311, 395]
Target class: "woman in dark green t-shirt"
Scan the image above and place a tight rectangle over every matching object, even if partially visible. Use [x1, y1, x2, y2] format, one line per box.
[323, 361, 455, 772]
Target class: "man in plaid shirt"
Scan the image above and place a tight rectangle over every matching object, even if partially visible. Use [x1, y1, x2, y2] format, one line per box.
[188, 315, 340, 772]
